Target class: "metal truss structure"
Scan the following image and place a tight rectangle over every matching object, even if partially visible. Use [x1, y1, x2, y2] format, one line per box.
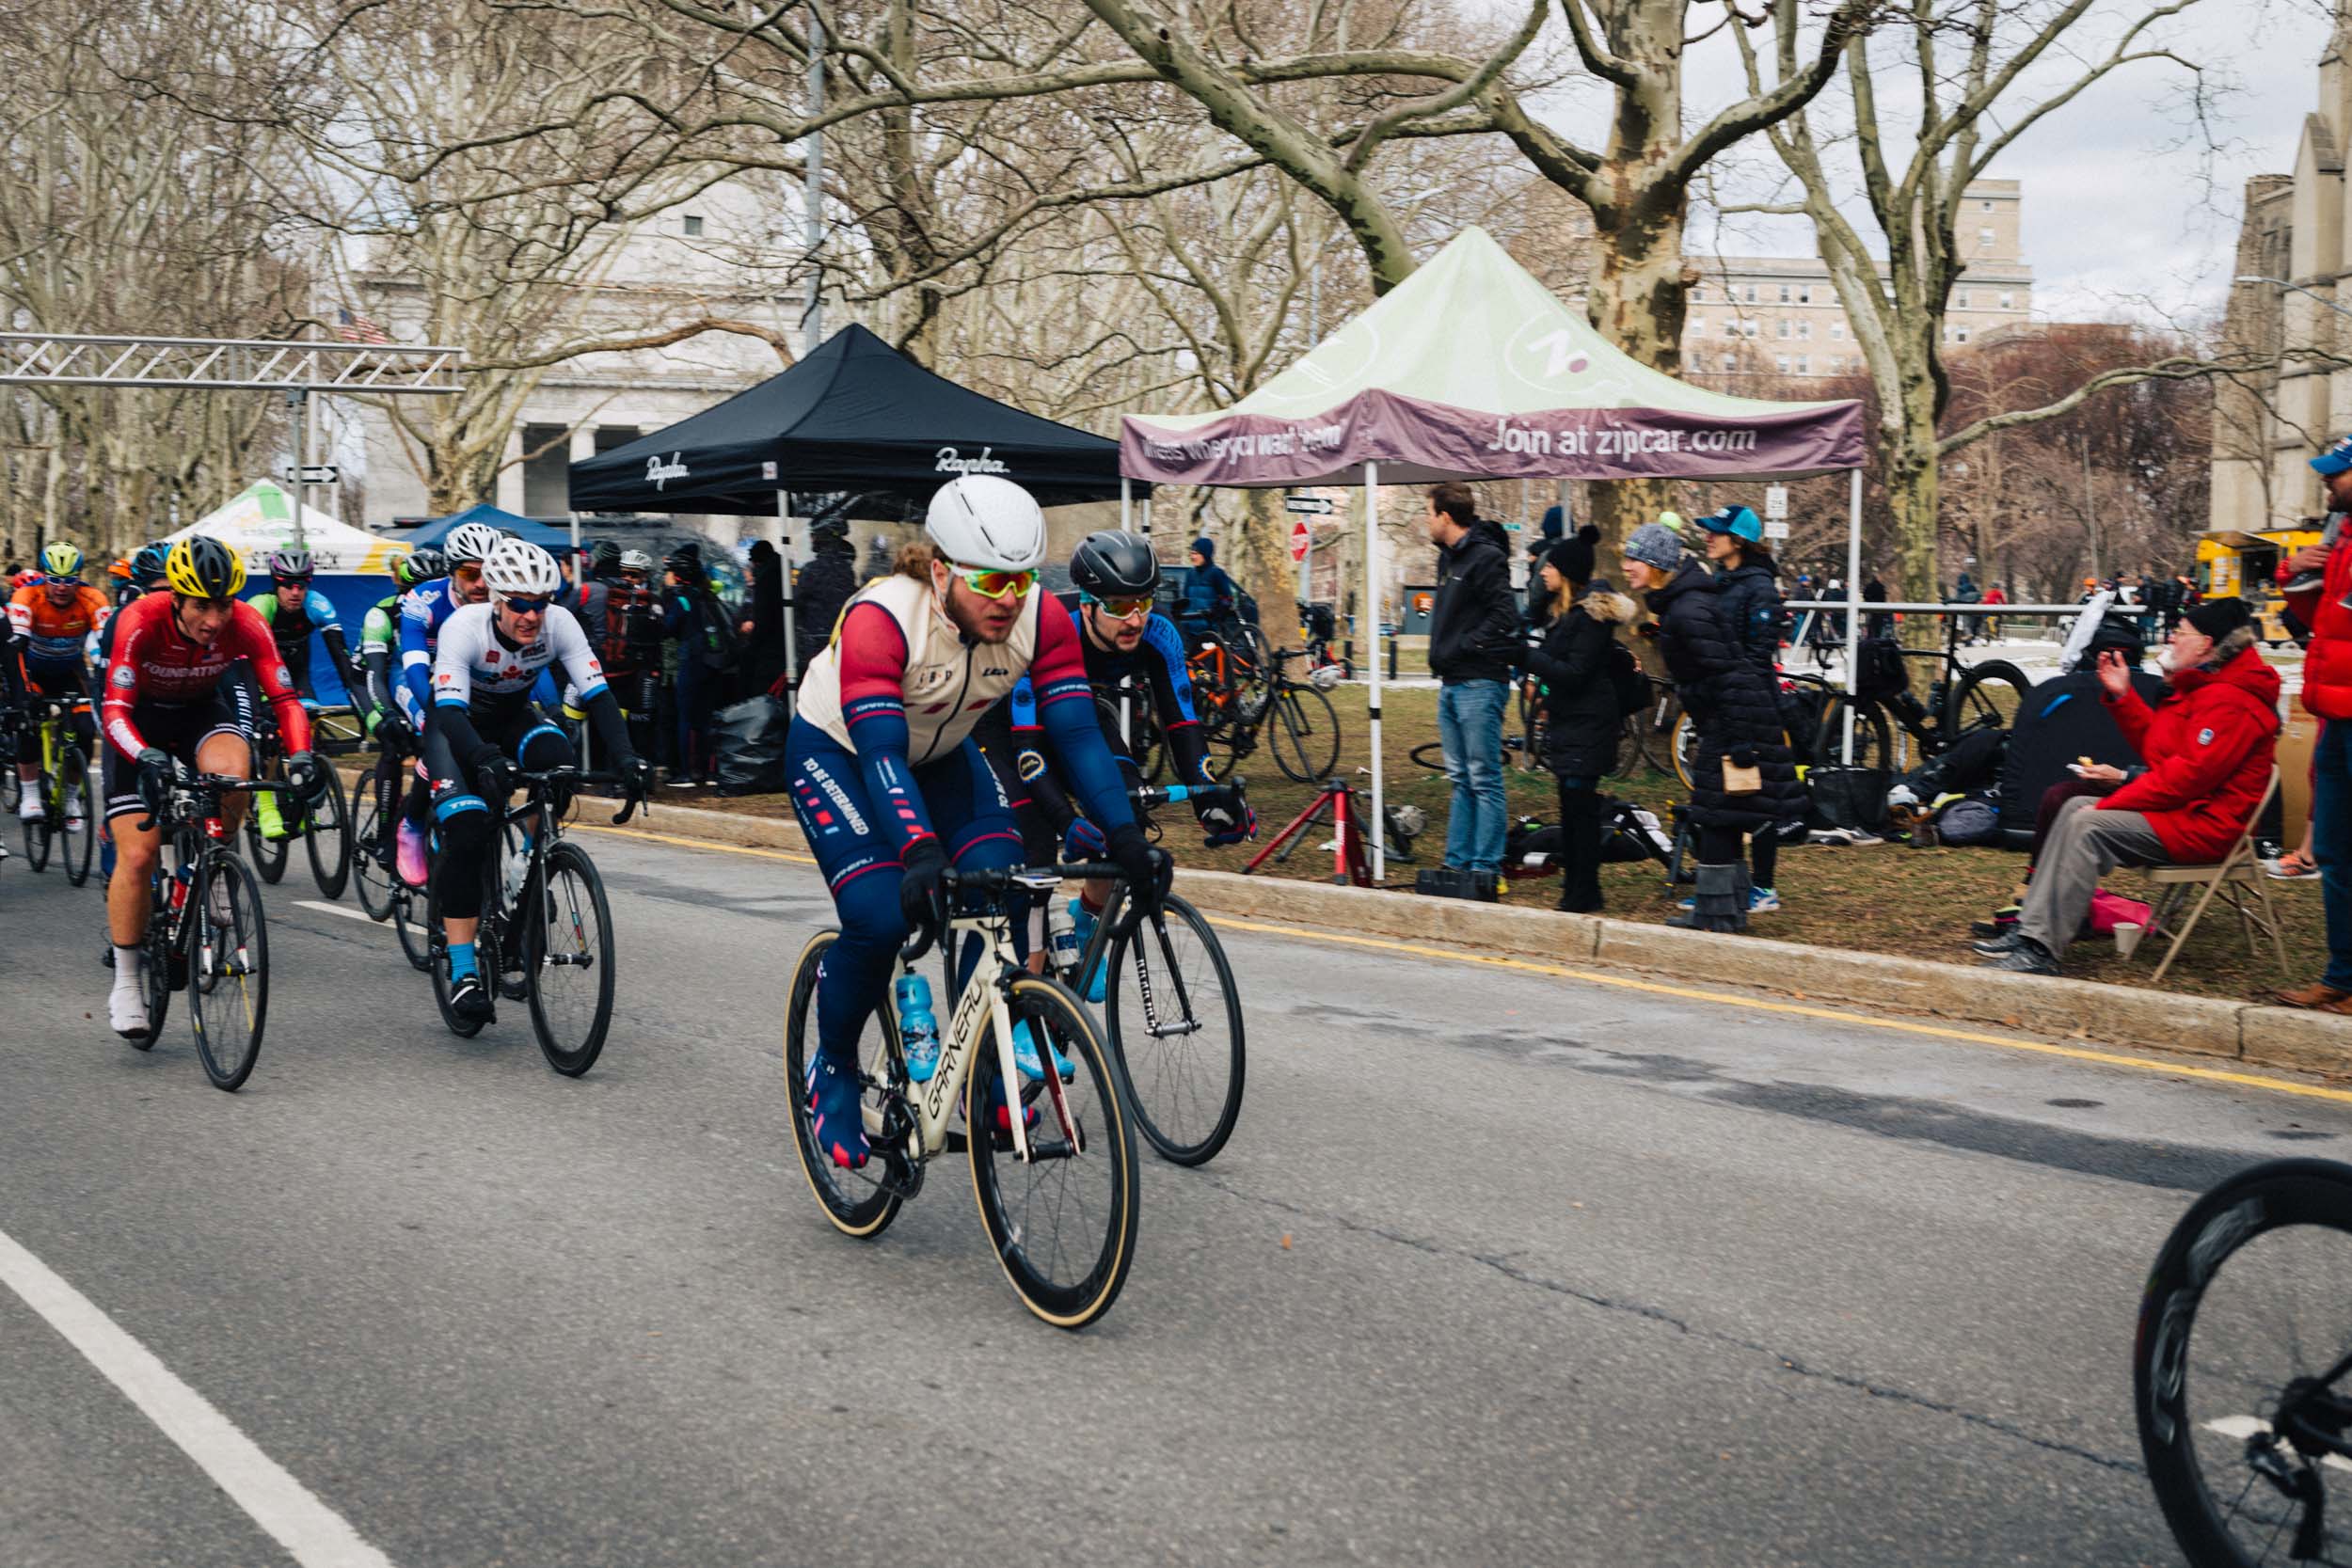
[0, 332, 463, 394]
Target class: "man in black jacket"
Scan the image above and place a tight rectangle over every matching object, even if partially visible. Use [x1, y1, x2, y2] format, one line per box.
[1425, 482, 1521, 880]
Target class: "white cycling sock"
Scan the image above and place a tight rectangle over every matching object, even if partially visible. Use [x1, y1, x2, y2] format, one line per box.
[111, 944, 144, 992]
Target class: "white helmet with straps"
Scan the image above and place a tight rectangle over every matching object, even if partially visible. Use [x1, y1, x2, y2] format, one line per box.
[925, 475, 1046, 573]
[445, 521, 504, 563]
[619, 548, 653, 573]
[482, 537, 563, 598]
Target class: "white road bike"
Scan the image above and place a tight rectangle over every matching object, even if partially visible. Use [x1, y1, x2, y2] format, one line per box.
[784, 863, 1141, 1330]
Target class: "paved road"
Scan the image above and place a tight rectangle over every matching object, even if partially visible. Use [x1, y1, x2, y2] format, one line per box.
[2, 825, 2340, 1566]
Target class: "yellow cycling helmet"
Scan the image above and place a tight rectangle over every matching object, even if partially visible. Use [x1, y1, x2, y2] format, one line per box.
[164, 537, 247, 600]
[40, 540, 83, 578]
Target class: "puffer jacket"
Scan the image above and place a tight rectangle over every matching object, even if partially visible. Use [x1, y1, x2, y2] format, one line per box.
[1523, 588, 1640, 781]
[2100, 637, 2281, 863]
[1647, 560, 1805, 832]
[1711, 556, 1785, 679]
[2281, 517, 2352, 720]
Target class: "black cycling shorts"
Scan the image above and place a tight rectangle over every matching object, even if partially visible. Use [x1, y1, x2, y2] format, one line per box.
[102, 685, 255, 822]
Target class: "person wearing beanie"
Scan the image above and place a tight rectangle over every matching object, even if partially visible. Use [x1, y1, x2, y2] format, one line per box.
[2276, 435, 2352, 1006]
[1522, 525, 1634, 911]
[1424, 482, 1522, 885]
[1178, 534, 1239, 643]
[1657, 510, 1687, 535]
[1979, 592, 2280, 975]
[1621, 522, 1801, 933]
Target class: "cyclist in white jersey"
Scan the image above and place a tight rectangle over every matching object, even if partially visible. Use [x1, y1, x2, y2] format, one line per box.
[421, 538, 652, 1022]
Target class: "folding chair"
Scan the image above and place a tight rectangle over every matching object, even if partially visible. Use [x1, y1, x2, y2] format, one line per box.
[2137, 768, 2290, 986]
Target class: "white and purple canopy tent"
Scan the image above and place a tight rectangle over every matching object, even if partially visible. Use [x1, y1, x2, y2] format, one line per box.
[1118, 227, 1866, 881]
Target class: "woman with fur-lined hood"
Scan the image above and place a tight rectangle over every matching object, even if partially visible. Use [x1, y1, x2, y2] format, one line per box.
[1523, 525, 1639, 912]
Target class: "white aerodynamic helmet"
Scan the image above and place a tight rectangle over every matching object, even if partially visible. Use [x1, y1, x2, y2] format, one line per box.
[925, 474, 1046, 573]
[445, 521, 504, 564]
[483, 537, 563, 599]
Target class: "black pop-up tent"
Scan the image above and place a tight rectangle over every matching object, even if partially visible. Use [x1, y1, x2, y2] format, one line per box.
[566, 323, 1137, 518]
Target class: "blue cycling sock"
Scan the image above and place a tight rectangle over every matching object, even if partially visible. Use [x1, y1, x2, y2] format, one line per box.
[448, 941, 478, 980]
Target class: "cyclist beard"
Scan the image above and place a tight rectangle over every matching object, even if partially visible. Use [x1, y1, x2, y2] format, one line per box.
[937, 577, 1019, 643]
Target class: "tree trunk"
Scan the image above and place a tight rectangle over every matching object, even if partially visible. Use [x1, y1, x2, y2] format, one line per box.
[1232, 487, 1296, 641]
[1583, 187, 1689, 566]
[1882, 359, 1943, 648]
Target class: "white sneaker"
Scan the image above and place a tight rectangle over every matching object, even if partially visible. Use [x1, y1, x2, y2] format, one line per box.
[62, 788, 83, 830]
[109, 981, 151, 1039]
[16, 792, 41, 820]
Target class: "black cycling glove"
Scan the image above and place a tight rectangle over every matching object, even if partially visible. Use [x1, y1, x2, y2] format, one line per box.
[898, 836, 950, 935]
[1105, 822, 1172, 914]
[617, 753, 656, 798]
[284, 751, 326, 805]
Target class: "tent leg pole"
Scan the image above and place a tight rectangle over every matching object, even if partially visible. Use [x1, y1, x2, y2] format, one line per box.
[778, 489, 798, 716]
[1364, 461, 1382, 885]
[1844, 467, 1862, 767]
[1120, 476, 1131, 534]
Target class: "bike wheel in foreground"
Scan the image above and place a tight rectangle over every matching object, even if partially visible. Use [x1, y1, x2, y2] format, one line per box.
[351, 787, 393, 921]
[782, 928, 905, 1240]
[2136, 1158, 2352, 1567]
[304, 768, 352, 900]
[187, 851, 268, 1091]
[968, 974, 1139, 1329]
[59, 746, 94, 884]
[1269, 684, 1341, 783]
[524, 841, 615, 1076]
[135, 904, 173, 1050]
[1946, 658, 2032, 739]
[1105, 894, 1244, 1165]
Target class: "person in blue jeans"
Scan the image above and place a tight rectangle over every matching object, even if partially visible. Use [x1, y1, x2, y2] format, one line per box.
[1422, 482, 1521, 882]
[2277, 432, 2352, 1012]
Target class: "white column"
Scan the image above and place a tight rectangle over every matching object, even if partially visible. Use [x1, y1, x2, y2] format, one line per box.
[1364, 462, 1383, 883]
[777, 489, 798, 712]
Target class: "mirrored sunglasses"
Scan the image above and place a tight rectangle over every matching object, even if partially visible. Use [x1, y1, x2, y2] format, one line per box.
[1082, 592, 1152, 619]
[500, 594, 550, 615]
[954, 566, 1037, 600]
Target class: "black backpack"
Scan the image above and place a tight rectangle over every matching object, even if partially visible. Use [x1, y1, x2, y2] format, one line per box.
[1857, 635, 1909, 701]
[685, 584, 743, 673]
[1607, 640, 1650, 719]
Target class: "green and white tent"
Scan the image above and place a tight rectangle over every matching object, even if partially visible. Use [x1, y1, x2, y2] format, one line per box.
[167, 481, 410, 576]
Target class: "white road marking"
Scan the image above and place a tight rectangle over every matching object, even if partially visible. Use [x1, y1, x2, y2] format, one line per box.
[295, 899, 380, 926]
[0, 1224, 396, 1567]
[2203, 1414, 2352, 1471]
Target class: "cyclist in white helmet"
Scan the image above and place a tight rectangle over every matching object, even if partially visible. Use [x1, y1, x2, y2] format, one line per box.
[387, 518, 505, 887]
[787, 475, 1170, 1169]
[421, 538, 652, 1023]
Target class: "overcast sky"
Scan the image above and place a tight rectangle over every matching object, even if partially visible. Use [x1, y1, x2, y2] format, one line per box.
[1518, 0, 2337, 328]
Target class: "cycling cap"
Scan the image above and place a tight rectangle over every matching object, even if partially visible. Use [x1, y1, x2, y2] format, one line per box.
[1071, 531, 1160, 599]
[926, 474, 1045, 573]
[165, 536, 246, 600]
[483, 537, 563, 598]
[393, 548, 447, 589]
[444, 521, 503, 563]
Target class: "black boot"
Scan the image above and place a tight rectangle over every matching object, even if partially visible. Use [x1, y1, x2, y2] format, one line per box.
[1668, 863, 1748, 933]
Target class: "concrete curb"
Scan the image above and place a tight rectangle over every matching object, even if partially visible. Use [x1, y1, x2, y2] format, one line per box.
[568, 794, 2352, 1079]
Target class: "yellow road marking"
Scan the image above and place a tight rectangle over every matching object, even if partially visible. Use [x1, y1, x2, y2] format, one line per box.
[581, 823, 2352, 1107]
[576, 822, 816, 866]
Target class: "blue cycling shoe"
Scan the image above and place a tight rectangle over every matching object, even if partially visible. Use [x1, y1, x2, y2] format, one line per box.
[805, 1052, 870, 1169]
[1010, 1021, 1075, 1084]
[1069, 899, 1108, 1004]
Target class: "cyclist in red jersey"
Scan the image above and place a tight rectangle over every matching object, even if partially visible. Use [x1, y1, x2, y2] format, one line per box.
[99, 537, 323, 1039]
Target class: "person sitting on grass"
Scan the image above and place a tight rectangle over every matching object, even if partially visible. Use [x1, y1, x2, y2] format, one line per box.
[1977, 596, 2280, 975]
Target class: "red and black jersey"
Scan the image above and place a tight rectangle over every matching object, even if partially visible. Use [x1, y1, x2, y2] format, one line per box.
[103, 592, 311, 760]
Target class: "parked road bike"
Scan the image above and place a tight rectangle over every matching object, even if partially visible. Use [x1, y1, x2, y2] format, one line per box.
[16, 692, 94, 884]
[1043, 781, 1246, 1166]
[1807, 613, 2030, 774]
[2135, 1157, 2352, 1566]
[130, 769, 294, 1091]
[245, 700, 353, 899]
[1200, 647, 1342, 784]
[784, 862, 1141, 1330]
[420, 766, 641, 1075]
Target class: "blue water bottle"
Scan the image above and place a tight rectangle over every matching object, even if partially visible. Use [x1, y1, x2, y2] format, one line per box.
[896, 973, 941, 1083]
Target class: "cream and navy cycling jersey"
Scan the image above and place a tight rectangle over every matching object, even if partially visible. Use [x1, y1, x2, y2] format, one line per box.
[429, 601, 608, 717]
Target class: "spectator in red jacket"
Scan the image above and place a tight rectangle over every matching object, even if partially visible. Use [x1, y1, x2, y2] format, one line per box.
[2278, 433, 2352, 1009]
[1979, 595, 2279, 974]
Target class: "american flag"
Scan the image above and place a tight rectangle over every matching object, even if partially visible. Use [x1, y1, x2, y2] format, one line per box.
[336, 307, 389, 345]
